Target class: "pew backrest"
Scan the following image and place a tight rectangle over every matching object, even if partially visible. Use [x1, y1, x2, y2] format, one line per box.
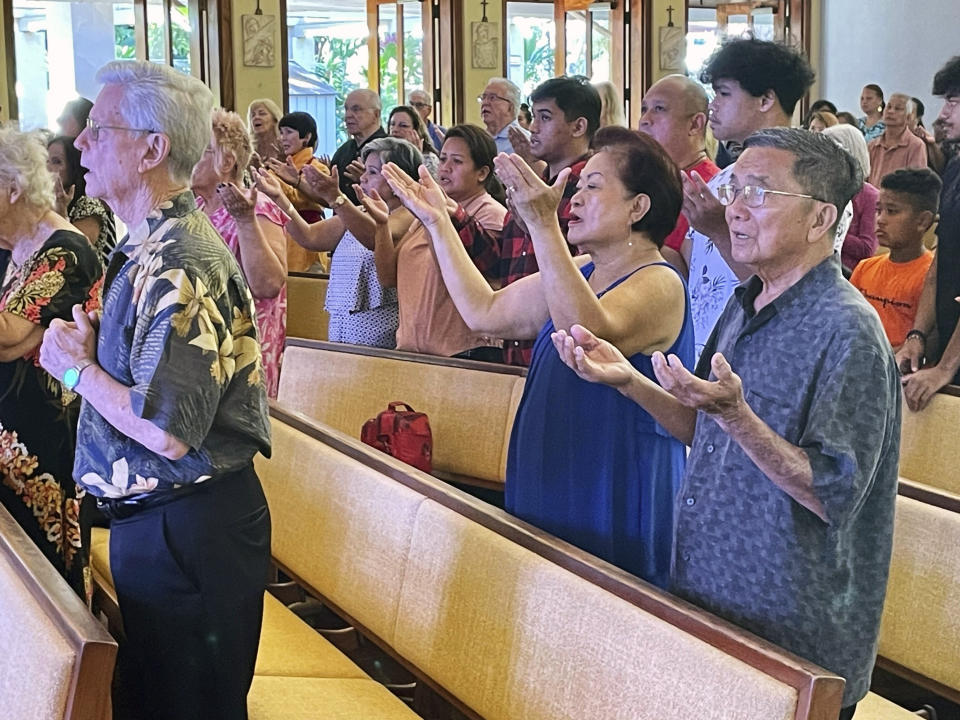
[286, 272, 330, 342]
[256, 405, 844, 720]
[276, 339, 526, 487]
[899, 387, 960, 495]
[0, 504, 117, 720]
[875, 480, 960, 703]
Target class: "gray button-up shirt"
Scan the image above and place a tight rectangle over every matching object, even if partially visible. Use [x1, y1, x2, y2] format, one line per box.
[673, 256, 900, 707]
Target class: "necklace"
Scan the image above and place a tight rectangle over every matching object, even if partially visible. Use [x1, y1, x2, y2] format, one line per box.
[680, 151, 709, 172]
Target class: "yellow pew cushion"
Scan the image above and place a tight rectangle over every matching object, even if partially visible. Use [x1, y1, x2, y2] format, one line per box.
[878, 495, 960, 693]
[852, 692, 918, 719]
[248, 677, 419, 719]
[255, 593, 368, 679]
[92, 526, 369, 681]
[899, 394, 960, 494]
[256, 418, 427, 646]
[0, 556, 76, 720]
[394, 499, 798, 720]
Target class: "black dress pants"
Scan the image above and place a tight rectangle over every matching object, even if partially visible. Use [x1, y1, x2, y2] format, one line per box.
[109, 465, 271, 720]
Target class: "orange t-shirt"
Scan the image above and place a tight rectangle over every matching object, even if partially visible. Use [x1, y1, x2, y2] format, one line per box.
[850, 250, 934, 347]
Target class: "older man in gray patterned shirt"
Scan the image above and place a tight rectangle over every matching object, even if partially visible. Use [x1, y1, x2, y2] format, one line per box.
[553, 128, 899, 720]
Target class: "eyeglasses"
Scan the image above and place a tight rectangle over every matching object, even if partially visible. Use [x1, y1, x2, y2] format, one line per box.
[477, 93, 511, 105]
[85, 117, 155, 141]
[717, 183, 821, 208]
[409, 101, 431, 110]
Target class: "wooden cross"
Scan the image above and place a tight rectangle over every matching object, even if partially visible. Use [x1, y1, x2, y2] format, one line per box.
[480, 0, 489, 22]
[666, 4, 675, 26]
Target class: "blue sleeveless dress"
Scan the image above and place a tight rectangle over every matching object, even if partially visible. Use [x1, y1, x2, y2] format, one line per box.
[505, 262, 694, 589]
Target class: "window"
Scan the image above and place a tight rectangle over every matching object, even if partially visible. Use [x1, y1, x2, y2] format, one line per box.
[506, 1, 555, 101]
[286, 0, 369, 154]
[564, 2, 612, 81]
[11, 0, 202, 131]
[377, 0, 427, 123]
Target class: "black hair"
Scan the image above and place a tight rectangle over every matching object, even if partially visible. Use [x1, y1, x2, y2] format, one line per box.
[47, 135, 85, 214]
[589, 126, 682, 247]
[836, 111, 858, 126]
[880, 168, 943, 216]
[700, 37, 815, 115]
[530, 75, 602, 139]
[278, 111, 318, 148]
[518, 102, 532, 125]
[933, 56, 960, 97]
[61, 97, 93, 133]
[809, 99, 837, 115]
[442, 124, 504, 202]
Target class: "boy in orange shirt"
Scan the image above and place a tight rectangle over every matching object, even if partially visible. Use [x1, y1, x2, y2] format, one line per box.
[850, 167, 941, 348]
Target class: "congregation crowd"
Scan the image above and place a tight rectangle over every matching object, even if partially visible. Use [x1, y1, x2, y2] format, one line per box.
[1, 33, 959, 720]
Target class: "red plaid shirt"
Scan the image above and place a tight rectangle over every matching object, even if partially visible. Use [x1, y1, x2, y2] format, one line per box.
[451, 158, 588, 366]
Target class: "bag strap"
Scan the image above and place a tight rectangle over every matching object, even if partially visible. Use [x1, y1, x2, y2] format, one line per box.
[387, 402, 415, 413]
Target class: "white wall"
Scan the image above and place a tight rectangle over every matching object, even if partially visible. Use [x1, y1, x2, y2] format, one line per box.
[820, 0, 957, 126]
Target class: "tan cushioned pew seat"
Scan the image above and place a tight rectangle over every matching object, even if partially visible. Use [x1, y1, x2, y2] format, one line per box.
[286, 273, 330, 342]
[277, 341, 525, 486]
[899, 391, 960, 495]
[258, 412, 847, 720]
[88, 527, 416, 719]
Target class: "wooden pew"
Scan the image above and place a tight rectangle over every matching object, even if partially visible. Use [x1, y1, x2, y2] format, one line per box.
[88, 405, 846, 719]
[286, 271, 330, 342]
[899, 386, 960, 495]
[277, 339, 526, 489]
[254, 404, 846, 720]
[0, 504, 116, 720]
[871, 481, 960, 708]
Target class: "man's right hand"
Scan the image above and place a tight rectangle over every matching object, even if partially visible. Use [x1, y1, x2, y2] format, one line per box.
[344, 159, 365, 183]
[681, 171, 728, 242]
[895, 335, 926, 374]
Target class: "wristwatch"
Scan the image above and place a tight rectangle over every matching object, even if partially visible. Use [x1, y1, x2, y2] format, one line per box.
[331, 194, 348, 210]
[63, 360, 94, 391]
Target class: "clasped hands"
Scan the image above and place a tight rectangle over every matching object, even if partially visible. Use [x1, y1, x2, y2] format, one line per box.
[39, 304, 99, 384]
[551, 324, 747, 427]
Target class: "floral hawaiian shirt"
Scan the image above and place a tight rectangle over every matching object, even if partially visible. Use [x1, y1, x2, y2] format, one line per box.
[73, 192, 271, 498]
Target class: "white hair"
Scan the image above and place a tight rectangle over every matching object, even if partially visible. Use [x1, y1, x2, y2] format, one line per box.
[486, 77, 521, 112]
[822, 124, 871, 179]
[96, 61, 214, 184]
[0, 128, 55, 210]
[348, 88, 382, 113]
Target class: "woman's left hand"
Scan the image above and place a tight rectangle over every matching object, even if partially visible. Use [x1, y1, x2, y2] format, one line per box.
[53, 177, 75, 217]
[217, 182, 258, 222]
[266, 156, 301, 186]
[494, 153, 568, 230]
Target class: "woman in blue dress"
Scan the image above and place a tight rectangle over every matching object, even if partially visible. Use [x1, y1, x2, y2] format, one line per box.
[375, 126, 692, 588]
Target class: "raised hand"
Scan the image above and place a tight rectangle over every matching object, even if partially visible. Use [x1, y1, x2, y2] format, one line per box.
[301, 164, 342, 205]
[216, 182, 258, 222]
[381, 163, 448, 228]
[252, 167, 284, 202]
[344, 159, 365, 183]
[355, 184, 390, 225]
[317, 154, 333, 170]
[653, 351, 746, 427]
[494, 153, 567, 232]
[507, 125, 536, 166]
[681, 171, 728, 241]
[266, 156, 301, 186]
[53, 177, 76, 217]
[551, 325, 636, 388]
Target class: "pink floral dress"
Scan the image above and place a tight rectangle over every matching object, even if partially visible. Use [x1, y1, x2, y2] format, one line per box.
[199, 193, 289, 398]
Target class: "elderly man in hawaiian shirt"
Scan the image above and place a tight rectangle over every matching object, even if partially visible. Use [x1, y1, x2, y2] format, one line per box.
[40, 61, 271, 720]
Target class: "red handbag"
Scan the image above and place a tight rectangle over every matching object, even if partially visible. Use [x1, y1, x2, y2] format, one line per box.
[361, 402, 433, 473]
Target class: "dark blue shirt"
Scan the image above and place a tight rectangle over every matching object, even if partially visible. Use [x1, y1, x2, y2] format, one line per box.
[673, 256, 900, 706]
[74, 192, 270, 498]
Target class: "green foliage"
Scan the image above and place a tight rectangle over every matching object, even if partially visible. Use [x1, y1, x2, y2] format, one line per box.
[114, 3, 191, 72]
[522, 27, 554, 92]
[313, 35, 366, 146]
